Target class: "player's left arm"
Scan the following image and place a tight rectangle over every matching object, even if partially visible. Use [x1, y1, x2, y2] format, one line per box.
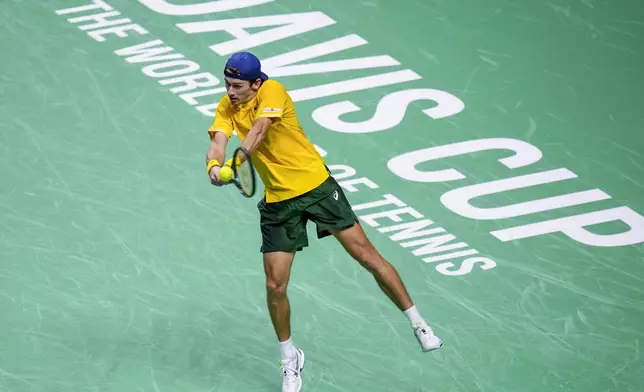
[239, 117, 274, 155]
[237, 81, 286, 159]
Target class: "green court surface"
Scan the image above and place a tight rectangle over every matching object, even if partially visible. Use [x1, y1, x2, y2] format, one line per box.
[2, 1, 644, 391]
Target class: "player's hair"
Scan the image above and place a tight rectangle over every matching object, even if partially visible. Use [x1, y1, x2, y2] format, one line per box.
[246, 78, 264, 88]
[225, 66, 264, 87]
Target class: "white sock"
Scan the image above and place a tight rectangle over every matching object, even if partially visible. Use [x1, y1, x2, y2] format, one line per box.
[278, 337, 297, 361]
[404, 305, 425, 327]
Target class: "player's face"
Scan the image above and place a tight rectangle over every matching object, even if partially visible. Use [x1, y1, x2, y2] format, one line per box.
[225, 77, 261, 105]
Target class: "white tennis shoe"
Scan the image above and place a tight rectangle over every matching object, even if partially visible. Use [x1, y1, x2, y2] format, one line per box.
[280, 348, 305, 392]
[414, 322, 443, 352]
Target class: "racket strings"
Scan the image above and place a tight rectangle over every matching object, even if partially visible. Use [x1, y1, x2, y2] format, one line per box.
[238, 160, 253, 193]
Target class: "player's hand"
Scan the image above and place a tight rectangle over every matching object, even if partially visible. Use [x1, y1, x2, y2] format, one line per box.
[209, 166, 225, 186]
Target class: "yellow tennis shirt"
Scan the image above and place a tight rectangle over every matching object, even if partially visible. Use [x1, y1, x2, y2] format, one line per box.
[208, 79, 329, 203]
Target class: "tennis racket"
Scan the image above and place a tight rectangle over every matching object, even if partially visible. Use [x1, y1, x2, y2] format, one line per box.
[230, 147, 256, 198]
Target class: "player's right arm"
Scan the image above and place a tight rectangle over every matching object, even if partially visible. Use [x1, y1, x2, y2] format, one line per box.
[206, 98, 234, 186]
[206, 132, 228, 186]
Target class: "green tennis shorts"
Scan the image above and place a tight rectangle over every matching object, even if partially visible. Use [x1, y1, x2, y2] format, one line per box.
[257, 174, 358, 253]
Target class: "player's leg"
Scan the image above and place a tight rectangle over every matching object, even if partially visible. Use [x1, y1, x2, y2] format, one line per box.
[305, 175, 443, 352]
[263, 250, 306, 392]
[331, 221, 412, 311]
[263, 251, 296, 343]
[258, 198, 307, 392]
[330, 223, 442, 351]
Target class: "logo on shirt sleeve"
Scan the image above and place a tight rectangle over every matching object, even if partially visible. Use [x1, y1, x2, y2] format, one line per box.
[263, 107, 281, 113]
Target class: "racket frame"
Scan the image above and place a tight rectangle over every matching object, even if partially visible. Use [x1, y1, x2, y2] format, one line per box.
[230, 146, 256, 198]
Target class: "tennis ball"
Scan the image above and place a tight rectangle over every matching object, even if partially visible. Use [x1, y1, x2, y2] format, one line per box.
[219, 166, 233, 182]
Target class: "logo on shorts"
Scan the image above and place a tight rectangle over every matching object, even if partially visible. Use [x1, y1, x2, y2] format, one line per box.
[332, 190, 339, 200]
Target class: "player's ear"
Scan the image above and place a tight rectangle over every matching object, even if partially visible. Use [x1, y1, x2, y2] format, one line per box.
[251, 78, 262, 91]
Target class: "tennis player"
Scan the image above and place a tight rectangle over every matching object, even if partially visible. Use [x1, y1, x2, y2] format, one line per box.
[205, 52, 442, 392]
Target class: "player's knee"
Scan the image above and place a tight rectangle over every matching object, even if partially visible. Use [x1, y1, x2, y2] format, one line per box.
[266, 278, 288, 298]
